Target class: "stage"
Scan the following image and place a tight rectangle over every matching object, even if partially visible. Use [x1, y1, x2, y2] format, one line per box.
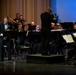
[27, 54, 65, 64]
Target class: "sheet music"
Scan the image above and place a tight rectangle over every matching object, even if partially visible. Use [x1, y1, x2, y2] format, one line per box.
[51, 29, 66, 32]
[62, 34, 74, 43]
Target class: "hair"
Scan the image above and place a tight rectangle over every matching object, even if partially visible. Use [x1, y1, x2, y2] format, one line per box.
[47, 7, 52, 13]
[4, 16, 9, 19]
[16, 13, 20, 16]
[16, 13, 20, 15]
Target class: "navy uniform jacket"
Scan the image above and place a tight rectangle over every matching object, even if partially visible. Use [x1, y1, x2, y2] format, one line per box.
[0, 22, 13, 40]
[40, 12, 53, 34]
[40, 12, 52, 32]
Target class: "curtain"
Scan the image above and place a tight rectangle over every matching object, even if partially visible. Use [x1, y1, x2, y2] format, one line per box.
[0, 0, 52, 25]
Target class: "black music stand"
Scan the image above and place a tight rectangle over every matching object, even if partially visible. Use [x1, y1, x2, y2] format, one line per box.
[50, 30, 66, 55]
[62, 34, 76, 64]
[28, 32, 41, 43]
[16, 31, 27, 46]
[28, 32, 41, 54]
[28, 24, 36, 31]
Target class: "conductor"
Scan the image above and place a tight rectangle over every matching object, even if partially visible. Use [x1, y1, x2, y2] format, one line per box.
[40, 7, 53, 55]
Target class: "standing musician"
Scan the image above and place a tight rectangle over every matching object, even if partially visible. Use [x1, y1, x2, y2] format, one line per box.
[0, 17, 13, 61]
[40, 7, 53, 55]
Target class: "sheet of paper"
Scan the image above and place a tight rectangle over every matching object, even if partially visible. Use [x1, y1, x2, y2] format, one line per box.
[62, 34, 74, 43]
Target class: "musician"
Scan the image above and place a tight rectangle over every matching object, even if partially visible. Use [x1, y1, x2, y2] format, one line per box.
[72, 23, 76, 42]
[55, 23, 64, 55]
[56, 23, 63, 29]
[15, 22, 24, 55]
[73, 23, 76, 29]
[51, 22, 55, 30]
[23, 24, 29, 45]
[23, 24, 29, 34]
[13, 13, 20, 30]
[19, 15, 26, 24]
[52, 12, 58, 23]
[28, 22, 36, 32]
[40, 7, 52, 55]
[36, 25, 41, 32]
[31, 25, 41, 54]
[14, 13, 20, 22]
[16, 22, 23, 44]
[0, 17, 13, 61]
[23, 24, 30, 37]
[8, 17, 19, 30]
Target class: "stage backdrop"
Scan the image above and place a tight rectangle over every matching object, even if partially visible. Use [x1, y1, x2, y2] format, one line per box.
[0, 0, 52, 25]
[52, 0, 76, 22]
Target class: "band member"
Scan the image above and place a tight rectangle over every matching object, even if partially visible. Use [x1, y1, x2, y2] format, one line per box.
[73, 23, 76, 29]
[0, 17, 12, 61]
[19, 15, 26, 24]
[14, 13, 20, 22]
[15, 22, 23, 46]
[15, 22, 24, 55]
[28, 22, 36, 32]
[52, 12, 58, 23]
[23, 24, 30, 46]
[40, 7, 53, 55]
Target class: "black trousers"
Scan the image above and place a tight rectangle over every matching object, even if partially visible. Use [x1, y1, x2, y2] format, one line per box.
[41, 29, 50, 54]
[0, 36, 3, 61]
[1, 39, 11, 61]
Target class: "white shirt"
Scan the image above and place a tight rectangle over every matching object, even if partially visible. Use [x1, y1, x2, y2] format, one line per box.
[4, 22, 8, 30]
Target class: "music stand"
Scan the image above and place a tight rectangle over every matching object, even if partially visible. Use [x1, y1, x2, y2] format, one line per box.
[28, 32, 41, 43]
[17, 31, 27, 45]
[62, 34, 75, 64]
[28, 24, 36, 31]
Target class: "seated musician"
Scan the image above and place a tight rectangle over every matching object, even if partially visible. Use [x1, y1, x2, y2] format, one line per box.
[22, 21, 28, 29]
[16, 22, 23, 43]
[23, 24, 30, 46]
[31, 21, 35, 26]
[56, 23, 63, 29]
[9, 16, 19, 30]
[14, 13, 20, 22]
[15, 22, 24, 55]
[72, 23, 76, 41]
[0, 17, 13, 61]
[51, 22, 55, 30]
[73, 23, 76, 30]
[35, 25, 41, 32]
[23, 23, 29, 32]
[73, 23, 76, 60]
[28, 21, 36, 32]
[16, 22, 23, 32]
[50, 23, 64, 55]
[56, 23, 64, 54]
[51, 23, 58, 31]
[31, 25, 41, 54]
[19, 15, 26, 24]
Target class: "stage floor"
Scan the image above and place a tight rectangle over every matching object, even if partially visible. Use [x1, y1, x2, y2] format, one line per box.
[0, 59, 76, 75]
